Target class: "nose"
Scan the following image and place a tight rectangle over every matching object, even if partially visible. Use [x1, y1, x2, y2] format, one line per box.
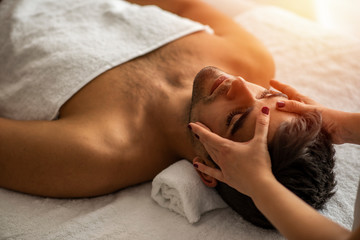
[226, 77, 255, 103]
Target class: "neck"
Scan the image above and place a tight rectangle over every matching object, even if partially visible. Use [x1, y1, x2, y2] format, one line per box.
[169, 113, 197, 161]
[158, 85, 197, 162]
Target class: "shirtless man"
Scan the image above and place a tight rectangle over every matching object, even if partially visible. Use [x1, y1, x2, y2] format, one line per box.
[0, 0, 300, 198]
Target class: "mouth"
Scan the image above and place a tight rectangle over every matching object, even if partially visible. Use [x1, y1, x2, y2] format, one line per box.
[210, 75, 229, 95]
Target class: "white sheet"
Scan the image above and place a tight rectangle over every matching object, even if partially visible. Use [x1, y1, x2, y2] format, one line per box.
[1, 2, 360, 240]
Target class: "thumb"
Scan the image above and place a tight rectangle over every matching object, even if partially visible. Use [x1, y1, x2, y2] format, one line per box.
[253, 106, 270, 142]
[276, 100, 315, 114]
[193, 121, 212, 131]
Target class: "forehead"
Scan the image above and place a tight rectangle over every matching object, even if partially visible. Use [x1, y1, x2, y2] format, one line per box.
[231, 104, 295, 143]
[194, 107, 296, 162]
[196, 95, 296, 143]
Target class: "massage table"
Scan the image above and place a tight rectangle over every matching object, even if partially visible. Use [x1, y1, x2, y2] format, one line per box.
[1, 0, 360, 239]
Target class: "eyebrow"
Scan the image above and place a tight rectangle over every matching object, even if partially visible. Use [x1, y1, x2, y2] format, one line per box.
[269, 92, 288, 99]
[230, 106, 254, 136]
[229, 93, 287, 136]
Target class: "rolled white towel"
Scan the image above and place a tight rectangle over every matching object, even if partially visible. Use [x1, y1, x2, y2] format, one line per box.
[151, 160, 227, 223]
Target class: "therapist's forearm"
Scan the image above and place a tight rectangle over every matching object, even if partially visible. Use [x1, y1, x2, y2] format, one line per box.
[340, 112, 360, 145]
[250, 177, 351, 240]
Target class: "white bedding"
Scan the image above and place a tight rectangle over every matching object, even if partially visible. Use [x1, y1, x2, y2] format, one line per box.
[1, 1, 360, 239]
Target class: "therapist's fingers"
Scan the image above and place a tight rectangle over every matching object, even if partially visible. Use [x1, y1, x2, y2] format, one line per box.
[191, 121, 211, 131]
[270, 80, 312, 103]
[253, 106, 271, 143]
[193, 159, 224, 182]
[276, 99, 318, 115]
[189, 122, 232, 164]
[270, 80, 301, 100]
[189, 122, 230, 149]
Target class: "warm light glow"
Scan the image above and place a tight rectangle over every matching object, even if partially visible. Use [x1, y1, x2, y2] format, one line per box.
[315, 0, 333, 28]
[315, 0, 360, 38]
[253, 0, 316, 19]
[252, 0, 360, 39]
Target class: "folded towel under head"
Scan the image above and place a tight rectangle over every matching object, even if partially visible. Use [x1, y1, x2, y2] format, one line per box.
[151, 160, 227, 223]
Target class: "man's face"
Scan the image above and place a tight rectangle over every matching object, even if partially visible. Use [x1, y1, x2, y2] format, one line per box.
[189, 66, 295, 157]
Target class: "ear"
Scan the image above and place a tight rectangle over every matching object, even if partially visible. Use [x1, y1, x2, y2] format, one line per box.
[192, 157, 218, 188]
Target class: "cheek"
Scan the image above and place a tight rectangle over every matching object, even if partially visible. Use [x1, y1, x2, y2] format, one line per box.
[189, 104, 203, 123]
[193, 141, 207, 158]
[197, 108, 223, 133]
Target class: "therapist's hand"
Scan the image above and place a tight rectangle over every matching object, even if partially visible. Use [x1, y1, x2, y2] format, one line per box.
[271, 80, 348, 144]
[189, 106, 275, 198]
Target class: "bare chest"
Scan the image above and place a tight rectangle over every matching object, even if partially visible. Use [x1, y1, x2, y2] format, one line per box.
[59, 31, 271, 174]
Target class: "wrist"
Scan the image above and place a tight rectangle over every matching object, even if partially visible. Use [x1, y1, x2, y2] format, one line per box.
[337, 112, 360, 144]
[245, 172, 278, 199]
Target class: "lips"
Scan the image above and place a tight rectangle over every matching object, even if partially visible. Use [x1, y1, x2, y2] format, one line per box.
[210, 75, 228, 95]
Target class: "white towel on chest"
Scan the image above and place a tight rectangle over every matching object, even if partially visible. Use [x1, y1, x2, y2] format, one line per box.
[0, 0, 212, 121]
[151, 160, 228, 223]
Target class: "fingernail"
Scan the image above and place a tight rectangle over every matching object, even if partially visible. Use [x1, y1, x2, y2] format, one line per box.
[195, 134, 200, 139]
[193, 163, 198, 168]
[277, 101, 285, 108]
[261, 106, 269, 115]
[187, 124, 192, 130]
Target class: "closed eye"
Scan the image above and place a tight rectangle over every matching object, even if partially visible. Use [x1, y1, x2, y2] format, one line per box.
[229, 107, 253, 136]
[226, 108, 246, 126]
[225, 89, 287, 136]
[227, 90, 287, 136]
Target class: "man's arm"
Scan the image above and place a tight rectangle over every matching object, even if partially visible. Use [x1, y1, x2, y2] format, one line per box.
[0, 117, 120, 198]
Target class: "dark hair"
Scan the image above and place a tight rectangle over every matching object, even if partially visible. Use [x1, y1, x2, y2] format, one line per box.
[215, 111, 336, 229]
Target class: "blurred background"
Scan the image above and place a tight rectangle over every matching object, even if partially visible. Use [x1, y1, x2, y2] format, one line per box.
[252, 0, 360, 39]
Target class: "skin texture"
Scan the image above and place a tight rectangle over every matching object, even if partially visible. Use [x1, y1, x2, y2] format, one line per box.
[189, 81, 360, 240]
[0, 0, 296, 198]
[188, 67, 295, 167]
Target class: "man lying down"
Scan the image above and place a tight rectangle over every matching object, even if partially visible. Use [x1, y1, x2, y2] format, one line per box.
[0, 0, 335, 228]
